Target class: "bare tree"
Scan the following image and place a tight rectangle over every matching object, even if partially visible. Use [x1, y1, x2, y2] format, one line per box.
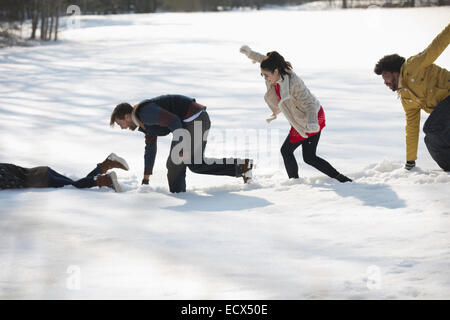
[30, 0, 39, 39]
[40, 0, 48, 40]
[54, 0, 61, 41]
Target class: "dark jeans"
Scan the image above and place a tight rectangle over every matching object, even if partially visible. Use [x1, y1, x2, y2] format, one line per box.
[166, 111, 244, 193]
[281, 131, 340, 179]
[47, 166, 101, 189]
[1, 164, 101, 190]
[423, 95, 450, 171]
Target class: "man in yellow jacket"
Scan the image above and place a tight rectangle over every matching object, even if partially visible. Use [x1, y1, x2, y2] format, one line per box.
[374, 23, 450, 171]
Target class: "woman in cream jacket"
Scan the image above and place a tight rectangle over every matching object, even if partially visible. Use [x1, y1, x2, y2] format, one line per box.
[240, 46, 351, 182]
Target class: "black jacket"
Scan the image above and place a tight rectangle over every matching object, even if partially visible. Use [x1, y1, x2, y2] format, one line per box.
[0, 164, 27, 189]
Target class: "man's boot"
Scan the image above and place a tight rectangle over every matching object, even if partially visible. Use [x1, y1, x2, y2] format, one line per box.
[96, 172, 122, 192]
[239, 159, 253, 183]
[98, 153, 129, 174]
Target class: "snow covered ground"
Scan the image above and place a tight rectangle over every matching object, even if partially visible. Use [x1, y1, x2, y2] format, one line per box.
[0, 6, 449, 299]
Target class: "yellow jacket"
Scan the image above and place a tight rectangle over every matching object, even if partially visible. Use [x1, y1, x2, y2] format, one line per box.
[397, 23, 450, 161]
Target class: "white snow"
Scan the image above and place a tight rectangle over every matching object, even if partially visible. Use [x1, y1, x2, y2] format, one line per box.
[0, 6, 449, 299]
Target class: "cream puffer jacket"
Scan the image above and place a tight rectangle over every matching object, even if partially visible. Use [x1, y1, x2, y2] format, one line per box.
[240, 45, 321, 138]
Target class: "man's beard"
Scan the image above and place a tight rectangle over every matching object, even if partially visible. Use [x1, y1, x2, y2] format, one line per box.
[391, 83, 398, 91]
[391, 76, 399, 91]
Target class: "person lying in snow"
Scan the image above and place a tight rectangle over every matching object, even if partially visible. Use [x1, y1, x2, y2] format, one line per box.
[110, 95, 253, 193]
[0, 153, 128, 192]
[374, 23, 450, 172]
[240, 46, 352, 183]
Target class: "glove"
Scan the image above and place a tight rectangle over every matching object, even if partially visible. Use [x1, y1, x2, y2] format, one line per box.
[141, 178, 149, 185]
[266, 114, 277, 123]
[405, 160, 416, 170]
[306, 123, 320, 133]
[240, 45, 252, 56]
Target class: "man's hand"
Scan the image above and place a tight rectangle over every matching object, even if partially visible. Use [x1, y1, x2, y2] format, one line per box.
[405, 160, 416, 170]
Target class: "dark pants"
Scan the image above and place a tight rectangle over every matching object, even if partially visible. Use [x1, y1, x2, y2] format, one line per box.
[166, 111, 244, 193]
[423, 95, 450, 171]
[0, 164, 101, 190]
[47, 166, 101, 188]
[281, 131, 340, 179]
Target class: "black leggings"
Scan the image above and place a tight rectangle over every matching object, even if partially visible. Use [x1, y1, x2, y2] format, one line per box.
[281, 131, 340, 179]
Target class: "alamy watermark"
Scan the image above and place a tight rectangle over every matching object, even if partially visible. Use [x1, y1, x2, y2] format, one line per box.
[366, 265, 382, 290]
[66, 265, 81, 290]
[66, 5, 81, 30]
[169, 125, 284, 168]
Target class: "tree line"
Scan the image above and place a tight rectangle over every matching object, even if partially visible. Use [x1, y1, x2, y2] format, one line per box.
[1, 0, 63, 41]
[1, 0, 448, 41]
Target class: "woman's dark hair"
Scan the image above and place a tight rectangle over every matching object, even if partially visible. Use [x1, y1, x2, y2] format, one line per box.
[374, 54, 405, 75]
[260, 51, 292, 79]
[110, 102, 133, 126]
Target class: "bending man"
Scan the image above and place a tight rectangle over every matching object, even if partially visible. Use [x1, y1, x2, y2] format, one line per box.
[110, 95, 253, 193]
[374, 23, 449, 171]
